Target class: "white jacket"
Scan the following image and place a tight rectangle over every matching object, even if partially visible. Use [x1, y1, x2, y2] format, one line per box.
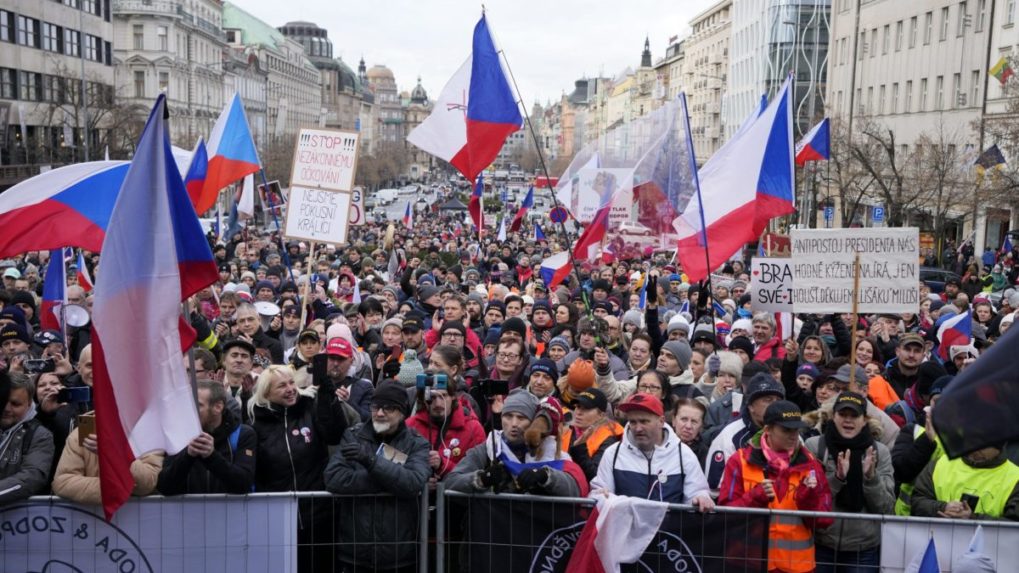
[590, 424, 709, 504]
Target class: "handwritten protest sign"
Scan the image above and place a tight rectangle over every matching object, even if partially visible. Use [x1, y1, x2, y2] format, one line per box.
[791, 228, 919, 313]
[289, 128, 359, 192]
[750, 257, 795, 312]
[283, 186, 352, 244]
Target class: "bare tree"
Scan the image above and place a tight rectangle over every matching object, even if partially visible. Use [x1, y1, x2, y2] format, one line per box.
[912, 123, 973, 244]
[262, 137, 295, 184]
[849, 117, 929, 226]
[822, 118, 875, 226]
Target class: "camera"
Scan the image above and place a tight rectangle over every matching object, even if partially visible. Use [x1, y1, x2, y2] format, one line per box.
[57, 386, 92, 404]
[23, 358, 56, 374]
[415, 373, 449, 391]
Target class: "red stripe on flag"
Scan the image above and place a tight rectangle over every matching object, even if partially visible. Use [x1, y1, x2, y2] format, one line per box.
[91, 332, 137, 520]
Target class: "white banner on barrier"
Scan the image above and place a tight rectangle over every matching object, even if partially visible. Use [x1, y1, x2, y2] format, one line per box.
[880, 520, 1019, 572]
[0, 496, 297, 573]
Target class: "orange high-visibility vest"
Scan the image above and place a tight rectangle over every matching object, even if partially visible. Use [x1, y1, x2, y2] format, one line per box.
[563, 421, 623, 457]
[738, 450, 817, 573]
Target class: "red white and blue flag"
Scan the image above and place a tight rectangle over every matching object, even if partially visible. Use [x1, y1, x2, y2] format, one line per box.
[198, 92, 261, 215]
[675, 78, 795, 281]
[92, 95, 218, 520]
[540, 252, 573, 290]
[75, 250, 93, 293]
[183, 137, 209, 208]
[794, 118, 830, 166]
[573, 204, 610, 262]
[1001, 234, 1014, 256]
[936, 309, 972, 360]
[534, 224, 546, 242]
[509, 185, 533, 232]
[469, 174, 484, 231]
[403, 201, 414, 229]
[406, 14, 523, 182]
[565, 495, 668, 573]
[40, 248, 67, 332]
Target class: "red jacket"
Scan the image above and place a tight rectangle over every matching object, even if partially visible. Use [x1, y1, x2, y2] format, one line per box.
[753, 336, 786, 362]
[424, 327, 483, 370]
[406, 396, 486, 479]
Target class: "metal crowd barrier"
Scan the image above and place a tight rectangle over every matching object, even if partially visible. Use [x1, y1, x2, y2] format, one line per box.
[5, 489, 1018, 572]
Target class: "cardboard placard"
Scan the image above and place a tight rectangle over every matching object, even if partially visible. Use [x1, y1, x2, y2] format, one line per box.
[289, 128, 359, 192]
[791, 228, 920, 313]
[750, 257, 795, 312]
[283, 187, 352, 244]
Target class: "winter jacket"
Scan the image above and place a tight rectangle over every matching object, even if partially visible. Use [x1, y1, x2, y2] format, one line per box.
[802, 396, 899, 449]
[324, 421, 431, 570]
[329, 374, 375, 423]
[34, 404, 77, 482]
[157, 408, 257, 494]
[445, 431, 586, 496]
[250, 393, 345, 493]
[0, 417, 54, 504]
[250, 328, 285, 365]
[589, 424, 710, 503]
[52, 428, 162, 505]
[911, 449, 1019, 520]
[883, 360, 918, 401]
[558, 349, 630, 381]
[803, 433, 895, 551]
[406, 397, 486, 479]
[702, 390, 744, 440]
[594, 368, 707, 407]
[753, 336, 786, 362]
[564, 419, 624, 482]
[704, 413, 760, 495]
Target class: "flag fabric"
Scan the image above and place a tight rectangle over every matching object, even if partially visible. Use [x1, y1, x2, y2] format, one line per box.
[199, 92, 261, 215]
[637, 273, 649, 310]
[40, 248, 66, 332]
[794, 118, 830, 166]
[774, 312, 794, 342]
[906, 538, 940, 573]
[75, 250, 93, 293]
[469, 174, 484, 231]
[540, 251, 573, 290]
[183, 137, 209, 209]
[387, 250, 401, 282]
[564, 495, 668, 573]
[534, 224, 546, 242]
[509, 185, 533, 232]
[1001, 234, 1014, 256]
[675, 78, 795, 282]
[497, 215, 506, 242]
[573, 204, 610, 262]
[936, 309, 972, 360]
[237, 174, 255, 219]
[974, 144, 1006, 177]
[91, 94, 218, 520]
[405, 14, 522, 183]
[403, 201, 414, 229]
[991, 56, 1014, 85]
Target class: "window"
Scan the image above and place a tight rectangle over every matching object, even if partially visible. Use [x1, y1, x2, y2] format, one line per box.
[909, 16, 918, 48]
[18, 71, 39, 101]
[105, 40, 111, 65]
[134, 71, 145, 98]
[971, 70, 980, 105]
[936, 76, 944, 109]
[867, 87, 874, 113]
[17, 15, 38, 48]
[892, 82, 900, 113]
[958, 2, 968, 36]
[920, 78, 927, 110]
[0, 68, 15, 99]
[870, 28, 878, 58]
[158, 71, 168, 94]
[85, 34, 98, 61]
[82, 0, 96, 15]
[879, 85, 886, 114]
[42, 22, 61, 52]
[63, 0, 78, 7]
[43, 75, 63, 103]
[924, 12, 933, 44]
[859, 31, 866, 59]
[882, 25, 890, 54]
[895, 21, 903, 51]
[157, 25, 167, 51]
[133, 24, 143, 50]
[940, 7, 950, 40]
[64, 28, 79, 56]
[953, 73, 961, 107]
[977, 0, 986, 31]
[0, 10, 12, 43]
[1009, 0, 1016, 25]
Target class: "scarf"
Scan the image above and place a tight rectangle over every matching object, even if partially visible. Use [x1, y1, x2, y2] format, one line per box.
[822, 421, 873, 512]
[759, 431, 792, 474]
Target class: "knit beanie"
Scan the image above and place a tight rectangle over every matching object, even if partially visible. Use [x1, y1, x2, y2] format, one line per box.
[661, 340, 693, 371]
[566, 359, 596, 391]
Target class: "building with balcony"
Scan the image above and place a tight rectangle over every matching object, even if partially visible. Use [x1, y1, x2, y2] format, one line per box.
[402, 77, 432, 179]
[0, 0, 116, 189]
[112, 0, 226, 148]
[366, 63, 401, 148]
[683, 0, 731, 162]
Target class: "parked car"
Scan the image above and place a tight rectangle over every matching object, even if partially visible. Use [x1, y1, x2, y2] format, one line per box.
[920, 267, 960, 294]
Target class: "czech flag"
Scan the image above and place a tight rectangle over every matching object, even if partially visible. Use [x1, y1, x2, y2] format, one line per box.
[675, 78, 795, 282]
[565, 495, 668, 573]
[540, 251, 573, 290]
[794, 118, 830, 166]
[534, 224, 546, 242]
[183, 137, 209, 208]
[76, 250, 93, 293]
[40, 248, 67, 332]
[469, 174, 484, 231]
[92, 95, 218, 520]
[198, 92, 261, 215]
[509, 185, 533, 232]
[403, 201, 414, 229]
[573, 204, 610, 262]
[406, 14, 523, 183]
[1001, 234, 1013, 256]
[936, 309, 972, 360]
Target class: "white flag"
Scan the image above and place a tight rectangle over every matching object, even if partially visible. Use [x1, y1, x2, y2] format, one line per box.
[238, 174, 255, 219]
[497, 215, 506, 242]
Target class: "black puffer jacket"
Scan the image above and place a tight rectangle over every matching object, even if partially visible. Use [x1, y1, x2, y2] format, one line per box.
[324, 421, 430, 570]
[251, 393, 346, 492]
[157, 408, 257, 494]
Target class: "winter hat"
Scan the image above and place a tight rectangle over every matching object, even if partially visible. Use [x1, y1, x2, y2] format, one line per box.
[622, 309, 643, 329]
[666, 314, 691, 336]
[10, 291, 37, 315]
[529, 358, 560, 384]
[566, 359, 596, 390]
[254, 280, 275, 294]
[418, 285, 441, 302]
[915, 361, 949, 396]
[535, 396, 564, 438]
[547, 336, 571, 354]
[716, 351, 744, 381]
[745, 373, 785, 404]
[326, 323, 355, 345]
[0, 306, 28, 330]
[382, 317, 404, 331]
[795, 363, 821, 381]
[501, 317, 528, 339]
[484, 329, 502, 346]
[731, 318, 753, 334]
[502, 389, 540, 420]
[591, 279, 612, 293]
[531, 299, 553, 316]
[467, 292, 487, 308]
[381, 285, 401, 300]
[372, 381, 410, 415]
[660, 340, 693, 371]
[485, 301, 506, 317]
[690, 324, 718, 348]
[949, 344, 979, 361]
[727, 335, 755, 358]
[397, 348, 426, 387]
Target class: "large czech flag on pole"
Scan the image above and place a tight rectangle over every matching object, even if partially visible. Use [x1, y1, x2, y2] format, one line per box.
[92, 95, 218, 520]
[794, 117, 830, 166]
[406, 13, 523, 183]
[197, 92, 261, 215]
[540, 251, 573, 290]
[675, 77, 795, 282]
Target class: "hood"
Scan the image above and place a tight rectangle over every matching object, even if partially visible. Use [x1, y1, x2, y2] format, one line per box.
[803, 395, 885, 438]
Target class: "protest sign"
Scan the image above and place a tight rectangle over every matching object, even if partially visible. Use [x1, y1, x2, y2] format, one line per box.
[348, 187, 365, 226]
[571, 167, 633, 224]
[283, 186, 352, 244]
[289, 128, 359, 192]
[791, 228, 920, 313]
[750, 257, 795, 312]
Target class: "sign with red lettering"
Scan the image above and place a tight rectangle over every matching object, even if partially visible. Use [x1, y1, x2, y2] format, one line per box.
[289, 128, 360, 192]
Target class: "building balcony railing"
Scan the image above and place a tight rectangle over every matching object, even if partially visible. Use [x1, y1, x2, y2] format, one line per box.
[113, 0, 177, 16]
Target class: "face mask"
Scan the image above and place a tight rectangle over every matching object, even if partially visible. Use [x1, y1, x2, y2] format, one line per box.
[821, 335, 836, 347]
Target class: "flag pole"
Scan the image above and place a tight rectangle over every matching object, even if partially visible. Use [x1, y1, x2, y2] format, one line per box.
[487, 14, 587, 302]
[679, 92, 717, 332]
[256, 169, 297, 288]
[849, 251, 861, 388]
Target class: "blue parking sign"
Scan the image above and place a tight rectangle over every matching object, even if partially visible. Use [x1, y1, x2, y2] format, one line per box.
[873, 206, 885, 222]
[823, 206, 834, 221]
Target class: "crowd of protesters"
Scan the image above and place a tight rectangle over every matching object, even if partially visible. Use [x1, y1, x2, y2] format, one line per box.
[1, 188, 1018, 572]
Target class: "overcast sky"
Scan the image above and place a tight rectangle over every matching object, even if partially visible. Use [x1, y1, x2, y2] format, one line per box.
[241, 0, 719, 105]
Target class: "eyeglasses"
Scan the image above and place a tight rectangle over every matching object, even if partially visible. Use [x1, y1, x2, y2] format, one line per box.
[637, 384, 662, 392]
[371, 404, 400, 414]
[442, 332, 464, 339]
[497, 352, 520, 361]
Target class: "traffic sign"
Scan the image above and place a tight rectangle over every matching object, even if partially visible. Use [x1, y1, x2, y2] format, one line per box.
[823, 206, 834, 221]
[549, 207, 569, 223]
[872, 206, 885, 222]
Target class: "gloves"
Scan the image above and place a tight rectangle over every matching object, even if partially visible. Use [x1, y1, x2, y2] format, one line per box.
[190, 311, 217, 350]
[476, 461, 510, 491]
[707, 353, 721, 377]
[516, 467, 551, 493]
[339, 442, 376, 469]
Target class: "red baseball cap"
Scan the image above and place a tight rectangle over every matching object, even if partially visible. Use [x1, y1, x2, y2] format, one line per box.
[325, 337, 353, 358]
[617, 392, 664, 417]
